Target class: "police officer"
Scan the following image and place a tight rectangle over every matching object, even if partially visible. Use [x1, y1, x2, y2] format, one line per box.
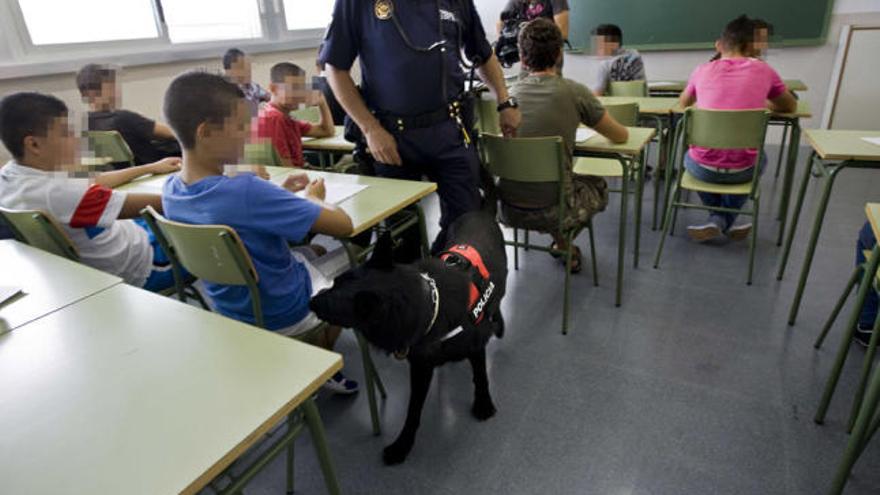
[319, 0, 521, 255]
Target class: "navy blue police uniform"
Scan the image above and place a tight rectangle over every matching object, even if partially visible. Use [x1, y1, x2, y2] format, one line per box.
[319, 0, 493, 254]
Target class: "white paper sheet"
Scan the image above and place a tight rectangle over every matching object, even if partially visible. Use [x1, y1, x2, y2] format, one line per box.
[297, 183, 368, 205]
[862, 137, 880, 147]
[0, 286, 23, 306]
[576, 128, 598, 143]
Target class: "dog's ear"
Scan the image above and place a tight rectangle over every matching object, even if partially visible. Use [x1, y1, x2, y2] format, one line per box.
[354, 290, 384, 323]
[366, 232, 394, 271]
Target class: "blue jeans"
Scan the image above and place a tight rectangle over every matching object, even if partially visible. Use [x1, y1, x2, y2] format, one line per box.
[134, 218, 178, 292]
[857, 222, 879, 329]
[683, 153, 766, 231]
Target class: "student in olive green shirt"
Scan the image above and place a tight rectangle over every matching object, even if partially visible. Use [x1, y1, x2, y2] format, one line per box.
[501, 18, 628, 273]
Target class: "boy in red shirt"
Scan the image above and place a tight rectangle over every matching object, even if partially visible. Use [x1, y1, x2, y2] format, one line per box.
[256, 63, 335, 167]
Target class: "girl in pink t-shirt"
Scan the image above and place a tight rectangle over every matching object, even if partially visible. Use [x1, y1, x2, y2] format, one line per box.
[678, 15, 797, 243]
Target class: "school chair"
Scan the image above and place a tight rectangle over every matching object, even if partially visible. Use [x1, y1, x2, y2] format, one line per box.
[85, 130, 135, 168]
[652, 108, 770, 285]
[813, 245, 880, 434]
[0, 207, 79, 261]
[142, 206, 387, 436]
[573, 103, 647, 268]
[609, 80, 648, 97]
[474, 96, 501, 135]
[482, 134, 598, 334]
[244, 142, 284, 167]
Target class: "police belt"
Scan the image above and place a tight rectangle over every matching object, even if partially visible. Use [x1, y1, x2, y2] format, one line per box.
[376, 100, 465, 133]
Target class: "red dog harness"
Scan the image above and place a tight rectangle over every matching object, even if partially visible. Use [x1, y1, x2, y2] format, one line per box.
[440, 244, 495, 325]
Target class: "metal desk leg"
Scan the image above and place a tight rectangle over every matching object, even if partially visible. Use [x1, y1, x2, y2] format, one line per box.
[616, 157, 629, 307]
[774, 121, 790, 180]
[829, 359, 880, 495]
[303, 398, 342, 495]
[633, 151, 646, 268]
[777, 151, 818, 280]
[776, 119, 801, 246]
[787, 163, 846, 325]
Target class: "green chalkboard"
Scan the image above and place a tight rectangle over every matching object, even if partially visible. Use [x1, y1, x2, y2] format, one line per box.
[569, 0, 836, 51]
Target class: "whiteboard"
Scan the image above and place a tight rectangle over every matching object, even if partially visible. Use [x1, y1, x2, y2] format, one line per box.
[824, 25, 880, 129]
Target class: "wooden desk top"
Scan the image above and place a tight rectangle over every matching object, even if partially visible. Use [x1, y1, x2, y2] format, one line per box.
[770, 99, 813, 119]
[301, 126, 354, 152]
[868, 203, 880, 241]
[575, 126, 657, 156]
[598, 96, 682, 115]
[118, 169, 437, 238]
[0, 284, 341, 495]
[0, 240, 122, 330]
[804, 129, 880, 162]
[648, 79, 808, 92]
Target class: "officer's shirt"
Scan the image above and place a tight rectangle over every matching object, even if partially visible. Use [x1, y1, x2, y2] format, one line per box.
[320, 0, 492, 117]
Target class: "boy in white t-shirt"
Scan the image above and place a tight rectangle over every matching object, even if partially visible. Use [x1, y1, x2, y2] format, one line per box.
[0, 92, 181, 290]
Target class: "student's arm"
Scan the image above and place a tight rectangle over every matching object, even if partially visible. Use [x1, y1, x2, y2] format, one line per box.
[679, 89, 696, 108]
[118, 193, 164, 218]
[153, 122, 176, 140]
[768, 91, 797, 114]
[93, 157, 181, 189]
[304, 94, 335, 138]
[325, 65, 402, 165]
[477, 54, 521, 137]
[554, 10, 570, 40]
[593, 111, 629, 144]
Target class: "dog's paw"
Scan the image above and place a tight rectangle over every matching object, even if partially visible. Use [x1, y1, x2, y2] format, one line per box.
[382, 439, 413, 465]
[471, 398, 497, 421]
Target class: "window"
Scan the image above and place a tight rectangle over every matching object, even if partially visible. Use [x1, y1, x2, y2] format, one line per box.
[17, 0, 159, 45]
[160, 0, 263, 44]
[283, 0, 333, 31]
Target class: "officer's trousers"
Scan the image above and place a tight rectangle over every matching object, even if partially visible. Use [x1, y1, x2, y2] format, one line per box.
[374, 119, 481, 256]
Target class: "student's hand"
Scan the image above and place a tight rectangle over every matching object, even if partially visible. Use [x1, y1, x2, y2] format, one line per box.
[306, 178, 326, 201]
[149, 157, 182, 175]
[282, 172, 310, 193]
[365, 125, 402, 166]
[499, 107, 521, 138]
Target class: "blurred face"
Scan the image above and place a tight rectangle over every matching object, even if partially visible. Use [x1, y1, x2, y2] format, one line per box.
[84, 80, 119, 110]
[592, 35, 620, 57]
[226, 56, 252, 85]
[23, 115, 79, 170]
[750, 28, 770, 57]
[270, 75, 311, 108]
[198, 99, 251, 166]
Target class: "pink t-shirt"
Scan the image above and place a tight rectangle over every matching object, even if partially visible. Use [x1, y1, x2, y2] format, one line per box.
[685, 58, 787, 169]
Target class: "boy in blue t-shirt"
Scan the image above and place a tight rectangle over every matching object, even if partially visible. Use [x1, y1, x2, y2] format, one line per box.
[161, 71, 358, 394]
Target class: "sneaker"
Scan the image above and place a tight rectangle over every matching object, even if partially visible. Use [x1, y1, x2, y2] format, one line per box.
[687, 222, 723, 243]
[323, 372, 359, 395]
[727, 223, 753, 242]
[855, 324, 875, 348]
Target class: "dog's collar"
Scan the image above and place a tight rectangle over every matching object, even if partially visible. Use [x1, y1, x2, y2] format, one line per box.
[420, 272, 440, 336]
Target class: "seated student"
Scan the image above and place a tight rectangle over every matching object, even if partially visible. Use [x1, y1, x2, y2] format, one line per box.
[223, 48, 271, 118]
[161, 71, 358, 393]
[711, 18, 773, 61]
[256, 63, 335, 168]
[679, 15, 797, 242]
[77, 64, 181, 167]
[591, 24, 646, 96]
[854, 222, 879, 347]
[0, 92, 182, 291]
[502, 18, 628, 273]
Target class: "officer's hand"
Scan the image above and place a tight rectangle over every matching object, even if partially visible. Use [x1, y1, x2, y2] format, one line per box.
[500, 107, 522, 138]
[365, 126, 402, 166]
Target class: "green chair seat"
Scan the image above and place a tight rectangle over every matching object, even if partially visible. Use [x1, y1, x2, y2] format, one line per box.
[680, 170, 753, 195]
[574, 157, 624, 177]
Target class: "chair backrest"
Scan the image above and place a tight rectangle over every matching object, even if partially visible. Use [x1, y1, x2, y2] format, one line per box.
[481, 134, 566, 183]
[603, 102, 639, 126]
[0, 207, 79, 260]
[291, 106, 321, 124]
[609, 80, 648, 97]
[85, 131, 135, 167]
[244, 142, 283, 167]
[683, 108, 770, 150]
[143, 205, 265, 327]
[475, 97, 500, 135]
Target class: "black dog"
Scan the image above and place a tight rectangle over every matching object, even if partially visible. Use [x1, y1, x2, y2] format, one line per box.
[310, 211, 508, 465]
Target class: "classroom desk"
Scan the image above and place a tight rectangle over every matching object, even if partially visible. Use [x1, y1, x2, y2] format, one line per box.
[0, 284, 343, 495]
[647, 79, 808, 96]
[777, 130, 880, 325]
[302, 126, 354, 168]
[574, 126, 657, 306]
[0, 239, 122, 330]
[824, 203, 880, 495]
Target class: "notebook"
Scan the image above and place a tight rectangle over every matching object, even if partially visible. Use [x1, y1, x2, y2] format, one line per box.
[861, 137, 880, 147]
[297, 183, 368, 205]
[576, 128, 598, 143]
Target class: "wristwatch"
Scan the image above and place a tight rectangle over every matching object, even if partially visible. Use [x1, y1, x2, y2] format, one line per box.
[497, 96, 519, 112]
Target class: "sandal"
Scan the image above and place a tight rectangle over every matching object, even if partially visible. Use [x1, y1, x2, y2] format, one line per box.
[550, 243, 583, 274]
